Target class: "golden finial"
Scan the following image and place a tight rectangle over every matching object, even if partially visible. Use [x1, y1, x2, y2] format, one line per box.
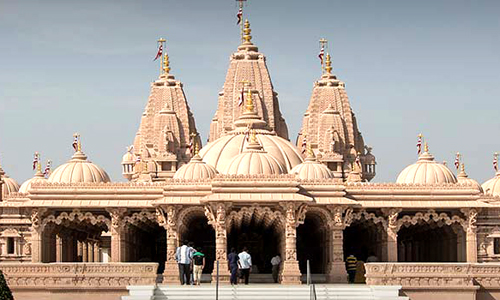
[243, 20, 252, 43]
[251, 130, 257, 143]
[163, 54, 170, 74]
[424, 142, 429, 153]
[194, 141, 199, 155]
[461, 162, 465, 172]
[307, 143, 314, 157]
[325, 53, 332, 74]
[245, 89, 254, 112]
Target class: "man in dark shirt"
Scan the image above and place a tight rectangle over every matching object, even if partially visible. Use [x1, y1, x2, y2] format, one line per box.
[227, 247, 239, 285]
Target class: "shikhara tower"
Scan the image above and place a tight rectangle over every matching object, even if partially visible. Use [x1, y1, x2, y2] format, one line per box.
[2, 3, 499, 297]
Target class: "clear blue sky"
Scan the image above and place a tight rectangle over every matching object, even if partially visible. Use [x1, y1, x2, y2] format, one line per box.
[1, 0, 499, 184]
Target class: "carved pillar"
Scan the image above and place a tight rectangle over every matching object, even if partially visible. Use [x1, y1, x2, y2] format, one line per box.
[108, 208, 127, 262]
[280, 203, 307, 285]
[383, 208, 401, 262]
[326, 206, 351, 283]
[82, 241, 88, 262]
[94, 241, 100, 262]
[30, 208, 46, 263]
[462, 208, 478, 263]
[156, 206, 180, 284]
[205, 203, 231, 283]
[56, 234, 63, 262]
[88, 241, 94, 262]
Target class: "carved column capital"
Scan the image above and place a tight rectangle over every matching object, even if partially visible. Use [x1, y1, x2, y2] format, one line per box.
[30, 208, 48, 232]
[326, 205, 353, 229]
[106, 208, 127, 232]
[461, 208, 479, 234]
[382, 208, 401, 237]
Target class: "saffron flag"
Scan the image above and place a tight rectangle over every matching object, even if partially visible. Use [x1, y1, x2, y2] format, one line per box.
[72, 136, 78, 152]
[238, 88, 244, 106]
[318, 46, 324, 65]
[32, 153, 39, 170]
[237, 8, 243, 25]
[416, 135, 422, 155]
[154, 43, 163, 61]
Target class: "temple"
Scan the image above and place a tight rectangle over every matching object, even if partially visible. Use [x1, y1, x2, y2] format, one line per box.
[1, 15, 500, 300]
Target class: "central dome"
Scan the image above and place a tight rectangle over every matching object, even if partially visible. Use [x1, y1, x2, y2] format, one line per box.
[397, 150, 457, 184]
[199, 129, 302, 174]
[224, 137, 286, 175]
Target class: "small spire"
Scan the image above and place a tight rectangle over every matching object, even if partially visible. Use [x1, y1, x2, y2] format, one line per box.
[78, 135, 82, 152]
[306, 143, 316, 160]
[243, 20, 252, 44]
[424, 142, 429, 153]
[194, 141, 200, 155]
[325, 53, 332, 74]
[251, 130, 257, 143]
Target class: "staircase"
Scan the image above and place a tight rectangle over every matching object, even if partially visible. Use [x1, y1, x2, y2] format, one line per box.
[123, 284, 408, 300]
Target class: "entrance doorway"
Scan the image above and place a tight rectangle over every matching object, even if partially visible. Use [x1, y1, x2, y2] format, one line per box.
[180, 214, 215, 274]
[344, 219, 385, 262]
[297, 212, 327, 274]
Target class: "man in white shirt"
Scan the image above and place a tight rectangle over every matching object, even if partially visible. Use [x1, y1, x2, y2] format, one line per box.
[270, 254, 281, 283]
[175, 241, 194, 285]
[238, 247, 252, 285]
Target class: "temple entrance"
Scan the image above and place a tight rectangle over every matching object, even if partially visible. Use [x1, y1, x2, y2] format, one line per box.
[297, 211, 328, 274]
[344, 218, 385, 262]
[179, 213, 215, 274]
[124, 211, 166, 273]
[398, 222, 465, 262]
[226, 208, 281, 275]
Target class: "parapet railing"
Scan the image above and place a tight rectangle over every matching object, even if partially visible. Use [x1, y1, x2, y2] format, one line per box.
[0, 262, 158, 289]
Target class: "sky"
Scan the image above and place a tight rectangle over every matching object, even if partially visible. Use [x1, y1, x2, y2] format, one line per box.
[0, 0, 499, 184]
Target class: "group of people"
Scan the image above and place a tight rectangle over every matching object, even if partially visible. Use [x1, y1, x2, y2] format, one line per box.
[175, 241, 206, 285]
[227, 247, 282, 285]
[345, 252, 378, 283]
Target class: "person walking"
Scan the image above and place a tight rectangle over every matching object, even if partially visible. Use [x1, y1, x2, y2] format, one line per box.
[227, 247, 239, 285]
[175, 240, 194, 285]
[238, 247, 252, 285]
[192, 248, 205, 285]
[270, 254, 281, 283]
[346, 254, 357, 283]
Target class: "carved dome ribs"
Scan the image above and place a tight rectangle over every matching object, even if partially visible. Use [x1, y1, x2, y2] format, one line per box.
[397, 151, 457, 185]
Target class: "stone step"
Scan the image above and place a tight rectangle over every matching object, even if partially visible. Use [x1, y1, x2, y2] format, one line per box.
[122, 284, 409, 300]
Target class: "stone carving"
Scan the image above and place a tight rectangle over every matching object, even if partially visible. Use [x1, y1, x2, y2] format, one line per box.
[286, 249, 296, 261]
[0, 263, 158, 288]
[462, 208, 478, 234]
[205, 203, 227, 239]
[30, 208, 47, 231]
[327, 206, 355, 229]
[42, 209, 111, 230]
[106, 208, 127, 234]
[155, 207, 167, 228]
[398, 209, 466, 232]
[165, 206, 177, 240]
[23, 242, 31, 256]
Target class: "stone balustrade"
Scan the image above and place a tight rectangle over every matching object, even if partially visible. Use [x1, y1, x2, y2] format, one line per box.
[365, 263, 500, 300]
[0, 263, 158, 289]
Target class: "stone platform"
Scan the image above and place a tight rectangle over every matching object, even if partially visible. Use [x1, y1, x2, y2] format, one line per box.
[123, 284, 407, 300]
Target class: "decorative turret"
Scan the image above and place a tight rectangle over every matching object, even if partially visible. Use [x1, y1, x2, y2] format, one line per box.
[125, 38, 199, 181]
[297, 40, 375, 181]
[0, 157, 20, 200]
[19, 152, 47, 194]
[209, 19, 289, 142]
[457, 163, 482, 191]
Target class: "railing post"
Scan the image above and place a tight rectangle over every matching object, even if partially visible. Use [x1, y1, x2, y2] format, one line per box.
[216, 260, 219, 300]
[307, 259, 311, 285]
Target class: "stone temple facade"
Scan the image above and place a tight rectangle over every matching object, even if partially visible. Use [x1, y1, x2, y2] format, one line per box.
[1, 19, 500, 292]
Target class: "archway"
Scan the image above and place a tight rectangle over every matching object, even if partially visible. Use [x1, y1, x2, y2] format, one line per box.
[179, 210, 215, 274]
[343, 216, 385, 262]
[398, 221, 465, 262]
[124, 210, 166, 273]
[297, 211, 328, 274]
[227, 207, 282, 276]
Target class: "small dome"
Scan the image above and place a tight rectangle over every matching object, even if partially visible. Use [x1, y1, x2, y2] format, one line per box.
[2, 176, 20, 196]
[19, 171, 47, 194]
[121, 150, 136, 164]
[482, 172, 500, 197]
[224, 138, 285, 175]
[174, 154, 218, 180]
[290, 151, 333, 180]
[49, 151, 111, 184]
[457, 164, 482, 191]
[397, 151, 457, 184]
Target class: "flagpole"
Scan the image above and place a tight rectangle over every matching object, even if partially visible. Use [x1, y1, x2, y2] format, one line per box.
[236, 0, 247, 43]
[158, 38, 166, 76]
[319, 38, 328, 74]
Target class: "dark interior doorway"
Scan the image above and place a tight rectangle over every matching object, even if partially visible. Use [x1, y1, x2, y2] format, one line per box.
[297, 213, 327, 274]
[182, 215, 216, 274]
